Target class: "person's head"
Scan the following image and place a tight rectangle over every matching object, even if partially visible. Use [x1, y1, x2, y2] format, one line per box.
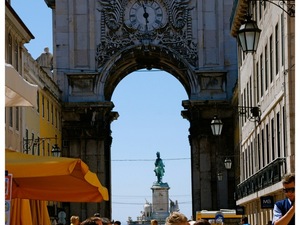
[156, 152, 160, 158]
[194, 219, 211, 225]
[89, 217, 103, 225]
[114, 221, 121, 225]
[101, 217, 112, 225]
[267, 221, 272, 225]
[151, 219, 158, 225]
[71, 216, 80, 225]
[241, 216, 248, 224]
[165, 212, 189, 225]
[282, 173, 295, 202]
[81, 218, 98, 225]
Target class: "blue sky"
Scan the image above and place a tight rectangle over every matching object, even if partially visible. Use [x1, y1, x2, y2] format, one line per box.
[11, 0, 193, 223]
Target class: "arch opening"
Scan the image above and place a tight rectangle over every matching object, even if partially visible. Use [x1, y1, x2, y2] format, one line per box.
[110, 69, 192, 223]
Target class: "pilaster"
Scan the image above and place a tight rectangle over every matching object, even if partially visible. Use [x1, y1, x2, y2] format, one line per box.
[62, 101, 118, 219]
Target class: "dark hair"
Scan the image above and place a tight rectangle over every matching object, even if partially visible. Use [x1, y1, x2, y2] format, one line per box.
[81, 219, 98, 225]
[242, 217, 248, 223]
[114, 221, 121, 225]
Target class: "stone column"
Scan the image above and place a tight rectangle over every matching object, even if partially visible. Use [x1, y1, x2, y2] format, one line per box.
[182, 100, 235, 217]
[62, 101, 118, 219]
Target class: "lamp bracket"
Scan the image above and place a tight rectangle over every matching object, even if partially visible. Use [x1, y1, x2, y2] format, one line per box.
[23, 136, 58, 153]
[238, 105, 261, 123]
[255, 0, 295, 17]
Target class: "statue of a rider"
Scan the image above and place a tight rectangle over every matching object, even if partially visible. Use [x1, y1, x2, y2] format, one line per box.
[154, 152, 165, 183]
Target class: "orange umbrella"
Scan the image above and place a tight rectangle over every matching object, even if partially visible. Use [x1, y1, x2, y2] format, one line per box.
[10, 199, 33, 225]
[5, 149, 109, 202]
[30, 199, 51, 225]
[10, 199, 51, 225]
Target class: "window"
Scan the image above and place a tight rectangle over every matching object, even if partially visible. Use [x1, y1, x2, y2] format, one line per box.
[265, 44, 268, 91]
[42, 95, 45, 117]
[247, 82, 250, 109]
[277, 112, 281, 157]
[281, 14, 285, 66]
[55, 108, 58, 128]
[256, 62, 260, 102]
[31, 133, 35, 155]
[51, 103, 54, 124]
[14, 40, 19, 70]
[25, 129, 29, 153]
[58, 112, 61, 130]
[47, 99, 50, 121]
[7, 33, 12, 64]
[37, 136, 40, 155]
[282, 107, 286, 157]
[9, 108, 13, 127]
[270, 35, 274, 82]
[250, 75, 253, 106]
[260, 54, 264, 97]
[266, 124, 270, 164]
[15, 107, 19, 131]
[271, 118, 275, 160]
[262, 128, 265, 167]
[257, 134, 261, 169]
[275, 24, 279, 74]
[37, 91, 40, 113]
[250, 142, 254, 175]
[243, 90, 247, 123]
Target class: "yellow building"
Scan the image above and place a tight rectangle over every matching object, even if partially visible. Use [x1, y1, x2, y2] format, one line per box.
[5, 1, 62, 156]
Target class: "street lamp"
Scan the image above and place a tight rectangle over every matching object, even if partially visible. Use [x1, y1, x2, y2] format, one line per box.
[237, 15, 261, 53]
[224, 158, 232, 170]
[211, 115, 223, 136]
[217, 172, 223, 181]
[51, 144, 61, 157]
[237, 1, 295, 53]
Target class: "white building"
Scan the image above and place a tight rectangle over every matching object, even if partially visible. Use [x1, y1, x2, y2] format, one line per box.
[230, 1, 295, 225]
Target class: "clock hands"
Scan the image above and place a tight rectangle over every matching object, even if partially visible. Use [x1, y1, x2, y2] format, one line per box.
[142, 3, 149, 31]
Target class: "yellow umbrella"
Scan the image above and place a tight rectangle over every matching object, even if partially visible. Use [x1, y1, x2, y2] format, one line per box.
[5, 149, 109, 202]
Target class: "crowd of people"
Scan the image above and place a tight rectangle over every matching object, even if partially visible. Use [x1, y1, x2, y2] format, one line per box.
[69, 213, 122, 225]
[68, 172, 295, 225]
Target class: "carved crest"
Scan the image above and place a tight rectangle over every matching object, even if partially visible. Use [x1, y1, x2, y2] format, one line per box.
[96, 0, 197, 68]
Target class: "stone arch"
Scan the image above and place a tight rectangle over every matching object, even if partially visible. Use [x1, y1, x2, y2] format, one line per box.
[98, 44, 199, 101]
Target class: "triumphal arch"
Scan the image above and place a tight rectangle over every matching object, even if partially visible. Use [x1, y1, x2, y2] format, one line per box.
[46, 0, 238, 219]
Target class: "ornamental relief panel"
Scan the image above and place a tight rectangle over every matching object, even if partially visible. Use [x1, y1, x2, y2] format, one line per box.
[96, 0, 197, 68]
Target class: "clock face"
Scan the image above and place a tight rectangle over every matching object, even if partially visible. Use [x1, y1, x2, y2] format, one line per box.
[124, 0, 166, 32]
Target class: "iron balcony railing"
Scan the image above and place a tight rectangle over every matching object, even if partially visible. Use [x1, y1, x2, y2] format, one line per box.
[236, 157, 286, 200]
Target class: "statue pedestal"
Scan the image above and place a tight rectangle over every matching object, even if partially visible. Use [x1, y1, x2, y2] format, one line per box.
[151, 182, 170, 220]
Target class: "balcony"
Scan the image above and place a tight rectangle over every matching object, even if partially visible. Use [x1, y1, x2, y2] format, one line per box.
[236, 157, 286, 200]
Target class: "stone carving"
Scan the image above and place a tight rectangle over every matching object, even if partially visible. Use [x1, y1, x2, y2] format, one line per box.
[166, 0, 190, 29]
[96, 0, 197, 68]
[99, 0, 124, 31]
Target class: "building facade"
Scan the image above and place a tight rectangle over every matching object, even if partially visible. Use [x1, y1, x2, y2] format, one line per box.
[5, 1, 62, 222]
[230, 1, 295, 224]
